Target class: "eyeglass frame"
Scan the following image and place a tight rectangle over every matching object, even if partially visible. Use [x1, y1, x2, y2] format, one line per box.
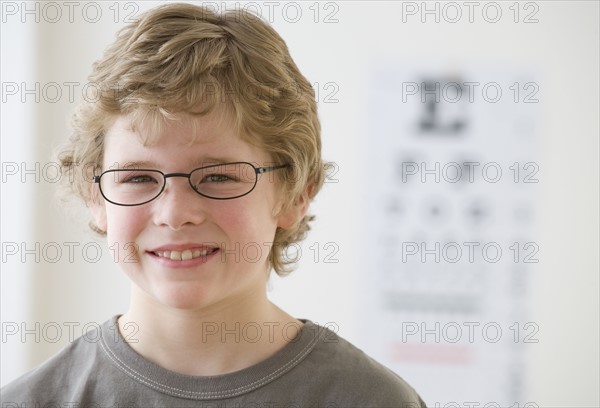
[92, 161, 289, 206]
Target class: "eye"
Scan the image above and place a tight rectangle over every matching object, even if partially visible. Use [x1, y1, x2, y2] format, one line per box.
[120, 172, 160, 184]
[126, 175, 155, 183]
[203, 173, 235, 183]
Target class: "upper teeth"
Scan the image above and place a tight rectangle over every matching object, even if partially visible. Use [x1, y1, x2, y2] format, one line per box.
[155, 249, 213, 261]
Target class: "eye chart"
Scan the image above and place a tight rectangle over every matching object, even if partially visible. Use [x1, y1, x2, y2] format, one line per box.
[360, 64, 539, 407]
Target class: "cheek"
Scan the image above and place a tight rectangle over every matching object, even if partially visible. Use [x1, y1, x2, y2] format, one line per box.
[218, 209, 277, 266]
[105, 207, 148, 261]
[217, 201, 278, 241]
[215, 205, 254, 237]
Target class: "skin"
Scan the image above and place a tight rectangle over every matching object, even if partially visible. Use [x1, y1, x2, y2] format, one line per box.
[90, 110, 309, 376]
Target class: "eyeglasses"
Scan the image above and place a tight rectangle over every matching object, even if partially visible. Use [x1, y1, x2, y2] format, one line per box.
[93, 162, 289, 206]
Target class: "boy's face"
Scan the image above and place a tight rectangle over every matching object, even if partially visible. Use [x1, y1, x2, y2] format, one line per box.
[91, 111, 298, 312]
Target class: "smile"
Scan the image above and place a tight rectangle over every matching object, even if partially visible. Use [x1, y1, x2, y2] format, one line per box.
[153, 248, 218, 261]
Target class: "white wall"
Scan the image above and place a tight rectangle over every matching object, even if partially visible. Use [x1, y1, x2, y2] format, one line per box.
[1, 1, 598, 407]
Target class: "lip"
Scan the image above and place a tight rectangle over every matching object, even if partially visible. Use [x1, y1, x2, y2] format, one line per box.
[147, 243, 221, 269]
[149, 243, 221, 252]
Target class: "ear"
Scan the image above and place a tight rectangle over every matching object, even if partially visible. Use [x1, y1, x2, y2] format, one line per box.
[276, 186, 312, 229]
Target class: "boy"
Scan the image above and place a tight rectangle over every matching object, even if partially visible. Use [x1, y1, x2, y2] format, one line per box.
[1, 3, 426, 407]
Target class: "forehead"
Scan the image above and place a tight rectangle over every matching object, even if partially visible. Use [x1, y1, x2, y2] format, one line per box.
[102, 111, 269, 168]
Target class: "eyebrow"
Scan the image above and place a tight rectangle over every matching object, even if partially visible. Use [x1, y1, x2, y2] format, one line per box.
[114, 157, 239, 170]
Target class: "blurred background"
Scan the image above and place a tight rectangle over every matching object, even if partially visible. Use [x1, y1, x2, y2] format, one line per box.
[1, 1, 598, 406]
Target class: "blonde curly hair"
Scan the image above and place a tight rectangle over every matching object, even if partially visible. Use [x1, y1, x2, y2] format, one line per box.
[57, 3, 327, 276]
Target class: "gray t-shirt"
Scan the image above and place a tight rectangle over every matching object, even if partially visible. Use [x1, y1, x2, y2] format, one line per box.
[1, 316, 426, 407]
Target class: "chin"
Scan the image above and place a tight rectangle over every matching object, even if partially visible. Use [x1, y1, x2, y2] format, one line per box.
[171, 293, 224, 312]
[146, 282, 225, 312]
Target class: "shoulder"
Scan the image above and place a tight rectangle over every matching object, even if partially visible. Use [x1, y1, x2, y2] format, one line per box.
[299, 321, 426, 407]
[0, 322, 105, 404]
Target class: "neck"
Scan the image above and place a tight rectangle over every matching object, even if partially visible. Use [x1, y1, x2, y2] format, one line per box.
[118, 286, 302, 376]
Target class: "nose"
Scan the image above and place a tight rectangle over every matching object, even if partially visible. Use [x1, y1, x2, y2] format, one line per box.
[152, 177, 207, 230]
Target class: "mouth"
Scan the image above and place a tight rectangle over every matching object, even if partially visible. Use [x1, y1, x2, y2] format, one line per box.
[150, 247, 219, 261]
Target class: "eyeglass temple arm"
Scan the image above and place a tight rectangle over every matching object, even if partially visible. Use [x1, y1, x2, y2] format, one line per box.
[256, 164, 289, 174]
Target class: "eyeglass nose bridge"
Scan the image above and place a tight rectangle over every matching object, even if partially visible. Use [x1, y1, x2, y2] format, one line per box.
[163, 172, 193, 180]
[161, 172, 197, 194]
